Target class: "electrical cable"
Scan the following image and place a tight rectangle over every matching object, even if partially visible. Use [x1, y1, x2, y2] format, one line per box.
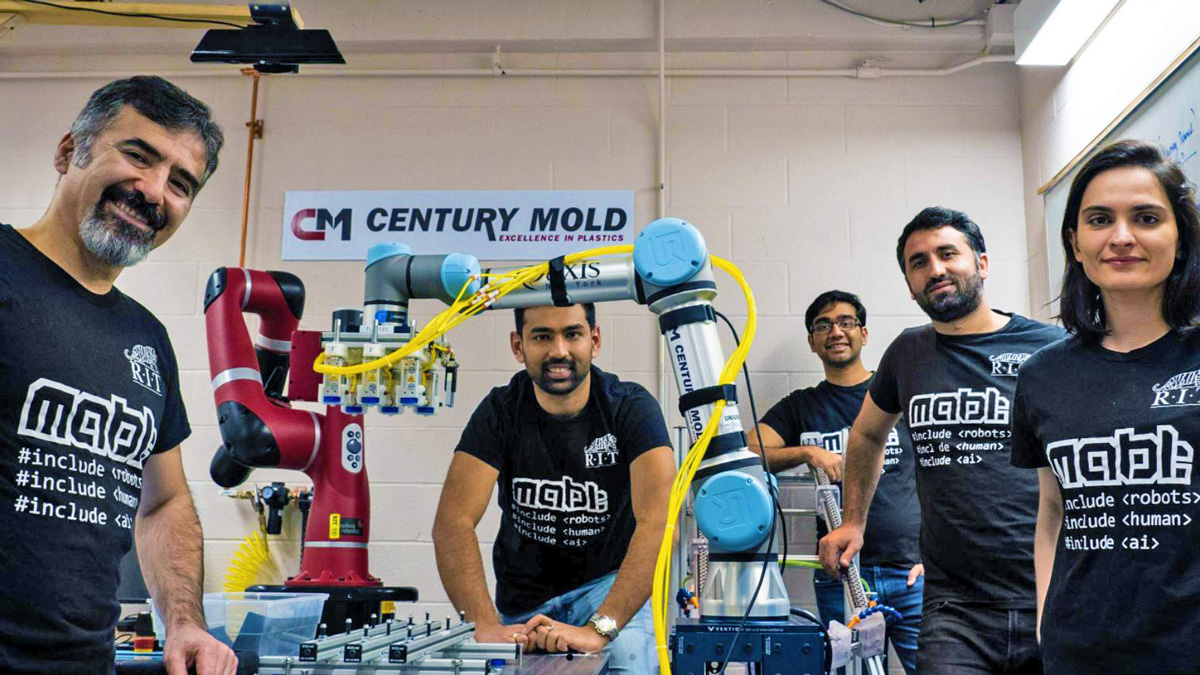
[782, 559, 871, 596]
[13, 0, 246, 27]
[791, 607, 833, 674]
[710, 309, 782, 675]
[714, 309, 788, 579]
[652, 256, 756, 674]
[712, 310, 787, 574]
[818, 0, 990, 28]
[713, 518, 775, 675]
[313, 245, 635, 377]
[775, 497, 788, 575]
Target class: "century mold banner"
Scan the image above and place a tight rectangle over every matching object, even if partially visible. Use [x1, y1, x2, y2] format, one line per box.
[282, 190, 634, 260]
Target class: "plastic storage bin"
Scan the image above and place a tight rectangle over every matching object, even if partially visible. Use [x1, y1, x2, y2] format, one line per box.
[151, 592, 328, 656]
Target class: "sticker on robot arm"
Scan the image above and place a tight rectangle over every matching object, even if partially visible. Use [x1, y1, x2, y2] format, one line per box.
[326, 513, 365, 540]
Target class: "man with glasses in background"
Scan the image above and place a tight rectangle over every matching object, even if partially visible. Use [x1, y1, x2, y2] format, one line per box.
[750, 290, 923, 674]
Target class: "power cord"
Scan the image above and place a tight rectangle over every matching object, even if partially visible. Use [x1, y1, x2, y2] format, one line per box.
[711, 309, 787, 674]
[791, 607, 833, 674]
[713, 311, 789, 576]
[15, 0, 246, 28]
[818, 0, 990, 28]
[713, 311, 781, 559]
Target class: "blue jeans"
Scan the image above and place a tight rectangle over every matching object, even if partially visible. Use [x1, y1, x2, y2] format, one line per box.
[497, 571, 656, 674]
[813, 565, 923, 675]
[917, 601, 1040, 675]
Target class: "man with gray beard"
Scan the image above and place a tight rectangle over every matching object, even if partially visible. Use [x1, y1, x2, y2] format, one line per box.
[819, 208, 1064, 674]
[0, 76, 235, 674]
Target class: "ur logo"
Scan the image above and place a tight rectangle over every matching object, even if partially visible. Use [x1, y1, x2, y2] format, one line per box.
[291, 207, 353, 241]
[125, 344, 163, 396]
[649, 231, 686, 265]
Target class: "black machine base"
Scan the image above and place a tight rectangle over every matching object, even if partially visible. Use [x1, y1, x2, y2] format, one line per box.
[246, 584, 418, 633]
[671, 616, 825, 675]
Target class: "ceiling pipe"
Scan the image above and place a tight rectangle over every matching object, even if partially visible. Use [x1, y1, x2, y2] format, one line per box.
[238, 68, 263, 268]
[656, 0, 671, 424]
[0, 53, 1013, 80]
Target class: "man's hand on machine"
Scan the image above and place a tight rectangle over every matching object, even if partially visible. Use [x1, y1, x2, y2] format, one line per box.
[163, 622, 238, 675]
[804, 446, 844, 482]
[474, 621, 533, 649]
[521, 614, 610, 654]
[818, 524, 864, 579]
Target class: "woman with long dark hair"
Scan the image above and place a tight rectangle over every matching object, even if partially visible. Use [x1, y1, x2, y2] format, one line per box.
[1011, 139, 1200, 672]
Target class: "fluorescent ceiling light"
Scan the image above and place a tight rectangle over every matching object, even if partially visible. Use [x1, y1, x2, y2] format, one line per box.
[1015, 0, 1122, 66]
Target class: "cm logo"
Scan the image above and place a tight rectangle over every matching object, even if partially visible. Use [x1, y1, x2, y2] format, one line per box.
[291, 208, 352, 241]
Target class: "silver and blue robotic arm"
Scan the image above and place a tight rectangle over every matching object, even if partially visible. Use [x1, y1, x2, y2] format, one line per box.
[309, 217, 885, 673]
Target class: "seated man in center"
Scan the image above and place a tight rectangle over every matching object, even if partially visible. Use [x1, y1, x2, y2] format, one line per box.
[433, 303, 675, 673]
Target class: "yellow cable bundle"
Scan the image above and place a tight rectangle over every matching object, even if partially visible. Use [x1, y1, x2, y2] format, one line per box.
[651, 256, 756, 674]
[313, 245, 635, 377]
[224, 530, 278, 593]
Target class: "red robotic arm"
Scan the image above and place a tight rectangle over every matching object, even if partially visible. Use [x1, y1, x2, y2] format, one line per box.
[205, 268, 317, 475]
[203, 268, 379, 586]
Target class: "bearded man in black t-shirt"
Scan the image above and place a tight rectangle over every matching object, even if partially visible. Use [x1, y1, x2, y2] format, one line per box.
[819, 208, 1064, 675]
[433, 303, 675, 672]
[1, 77, 235, 674]
[751, 290, 923, 675]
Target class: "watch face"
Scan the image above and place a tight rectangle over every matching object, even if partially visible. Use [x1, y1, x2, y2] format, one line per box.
[593, 615, 617, 634]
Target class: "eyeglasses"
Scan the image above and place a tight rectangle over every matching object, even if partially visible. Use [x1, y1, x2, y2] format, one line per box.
[811, 318, 861, 334]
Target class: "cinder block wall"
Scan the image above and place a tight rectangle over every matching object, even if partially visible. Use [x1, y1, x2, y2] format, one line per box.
[0, 57, 1026, 626]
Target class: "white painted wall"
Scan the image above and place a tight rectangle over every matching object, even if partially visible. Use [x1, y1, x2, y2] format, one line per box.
[1018, 0, 1200, 319]
[0, 55, 1025, 625]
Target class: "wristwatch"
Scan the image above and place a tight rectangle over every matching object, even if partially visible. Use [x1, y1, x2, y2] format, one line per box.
[588, 613, 620, 641]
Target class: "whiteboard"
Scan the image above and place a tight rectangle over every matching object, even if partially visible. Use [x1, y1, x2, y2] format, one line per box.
[1043, 46, 1200, 315]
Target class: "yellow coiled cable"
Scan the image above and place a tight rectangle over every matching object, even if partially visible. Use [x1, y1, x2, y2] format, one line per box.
[224, 529, 277, 592]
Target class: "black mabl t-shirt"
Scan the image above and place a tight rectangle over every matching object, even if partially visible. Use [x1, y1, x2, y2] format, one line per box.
[455, 366, 670, 615]
[1012, 330, 1200, 674]
[870, 312, 1064, 606]
[0, 224, 190, 673]
[760, 377, 920, 568]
